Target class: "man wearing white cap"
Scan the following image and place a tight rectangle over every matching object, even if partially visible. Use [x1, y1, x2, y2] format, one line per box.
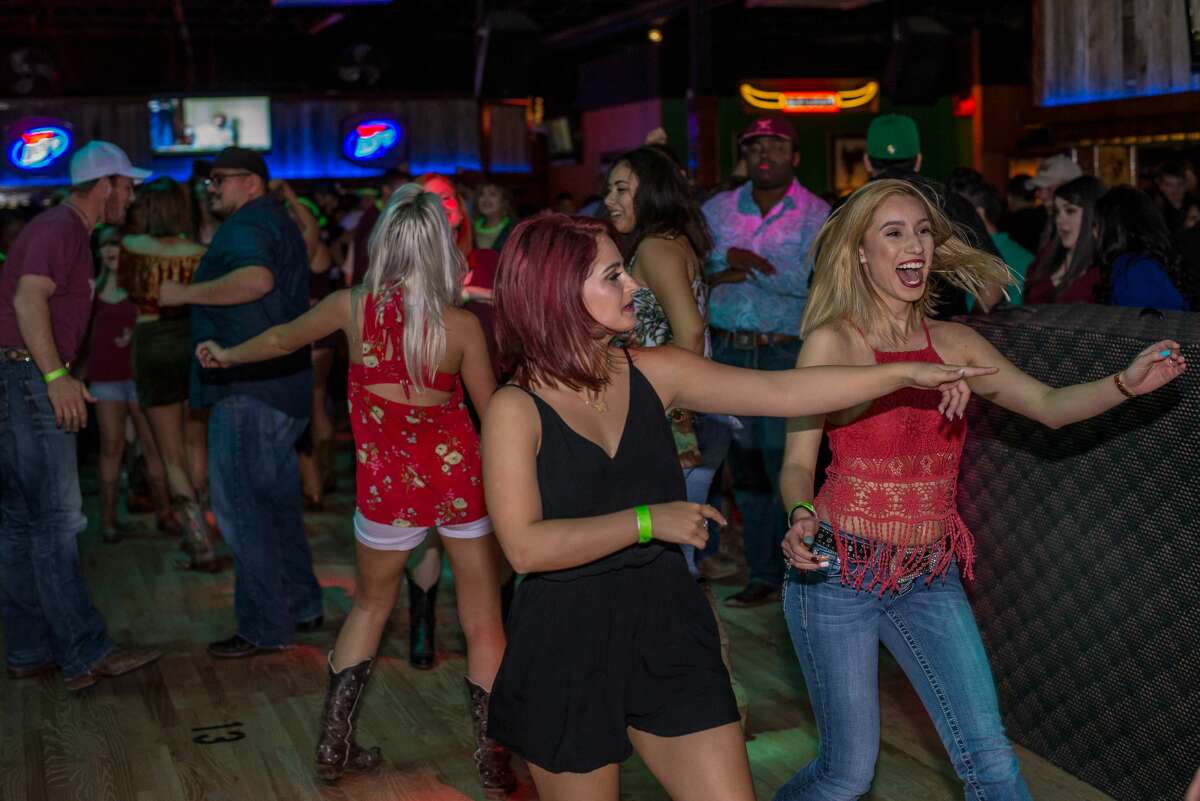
[0, 140, 161, 692]
[1027, 154, 1082, 247]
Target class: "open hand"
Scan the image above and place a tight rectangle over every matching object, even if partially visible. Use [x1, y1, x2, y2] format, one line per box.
[1119, 340, 1187, 396]
[645, 502, 727, 549]
[908, 363, 999, 419]
[195, 340, 233, 369]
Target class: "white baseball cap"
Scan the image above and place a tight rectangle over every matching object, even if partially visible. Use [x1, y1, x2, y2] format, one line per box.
[1026, 154, 1081, 190]
[69, 140, 151, 186]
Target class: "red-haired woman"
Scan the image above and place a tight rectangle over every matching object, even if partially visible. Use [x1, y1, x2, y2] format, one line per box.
[482, 214, 997, 800]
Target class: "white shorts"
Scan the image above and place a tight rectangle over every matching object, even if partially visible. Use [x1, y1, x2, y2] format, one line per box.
[353, 510, 493, 551]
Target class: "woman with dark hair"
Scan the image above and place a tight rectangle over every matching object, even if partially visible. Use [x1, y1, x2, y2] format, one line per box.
[86, 225, 170, 540]
[473, 182, 515, 253]
[121, 177, 217, 570]
[1024, 175, 1105, 304]
[605, 146, 731, 578]
[482, 213, 998, 800]
[1094, 185, 1191, 311]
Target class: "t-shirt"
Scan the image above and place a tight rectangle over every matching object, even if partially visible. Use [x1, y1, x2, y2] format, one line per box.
[190, 196, 312, 418]
[0, 205, 94, 361]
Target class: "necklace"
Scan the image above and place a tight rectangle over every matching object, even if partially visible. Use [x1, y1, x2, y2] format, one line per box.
[583, 393, 608, 413]
[474, 216, 510, 235]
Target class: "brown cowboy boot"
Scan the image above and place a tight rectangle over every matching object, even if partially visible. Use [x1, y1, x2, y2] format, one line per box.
[465, 676, 517, 796]
[177, 497, 219, 572]
[315, 653, 382, 781]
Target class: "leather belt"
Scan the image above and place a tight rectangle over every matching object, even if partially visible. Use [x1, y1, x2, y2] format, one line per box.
[3, 348, 33, 362]
[711, 328, 799, 349]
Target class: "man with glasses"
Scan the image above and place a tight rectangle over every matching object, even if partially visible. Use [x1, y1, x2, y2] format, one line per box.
[159, 147, 322, 659]
[0, 141, 162, 691]
[702, 117, 830, 608]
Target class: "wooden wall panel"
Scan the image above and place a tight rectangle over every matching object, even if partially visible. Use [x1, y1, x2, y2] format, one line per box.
[1038, 0, 1199, 105]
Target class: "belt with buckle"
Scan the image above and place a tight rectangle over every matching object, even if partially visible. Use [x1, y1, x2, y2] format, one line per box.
[711, 328, 799, 349]
[3, 348, 33, 363]
[811, 527, 939, 586]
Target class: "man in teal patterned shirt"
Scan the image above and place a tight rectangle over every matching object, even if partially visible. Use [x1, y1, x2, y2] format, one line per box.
[702, 116, 830, 607]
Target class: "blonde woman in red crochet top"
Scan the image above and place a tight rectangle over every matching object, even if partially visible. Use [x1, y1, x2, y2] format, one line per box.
[776, 179, 1186, 801]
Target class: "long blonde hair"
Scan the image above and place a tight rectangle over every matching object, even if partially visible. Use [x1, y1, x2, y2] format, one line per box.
[802, 179, 1012, 346]
[360, 183, 465, 391]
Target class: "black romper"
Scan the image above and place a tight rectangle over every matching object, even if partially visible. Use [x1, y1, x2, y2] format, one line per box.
[488, 352, 739, 773]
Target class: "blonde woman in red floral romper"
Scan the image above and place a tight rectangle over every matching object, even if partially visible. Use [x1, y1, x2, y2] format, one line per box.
[196, 184, 516, 794]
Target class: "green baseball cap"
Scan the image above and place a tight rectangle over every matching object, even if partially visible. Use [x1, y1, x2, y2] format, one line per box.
[866, 114, 921, 160]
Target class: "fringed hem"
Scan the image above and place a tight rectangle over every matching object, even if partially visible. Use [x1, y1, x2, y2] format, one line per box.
[828, 515, 974, 596]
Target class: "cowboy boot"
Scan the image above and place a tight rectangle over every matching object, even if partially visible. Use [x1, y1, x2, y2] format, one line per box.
[407, 577, 438, 670]
[177, 497, 219, 572]
[465, 677, 517, 796]
[315, 653, 383, 781]
[99, 479, 121, 543]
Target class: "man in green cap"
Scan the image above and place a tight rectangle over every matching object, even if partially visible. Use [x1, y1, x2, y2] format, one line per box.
[864, 113, 923, 175]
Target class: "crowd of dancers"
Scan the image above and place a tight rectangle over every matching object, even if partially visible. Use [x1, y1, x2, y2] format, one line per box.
[0, 112, 1190, 801]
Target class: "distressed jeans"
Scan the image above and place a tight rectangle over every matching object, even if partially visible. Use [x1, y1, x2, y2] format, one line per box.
[776, 529, 1032, 801]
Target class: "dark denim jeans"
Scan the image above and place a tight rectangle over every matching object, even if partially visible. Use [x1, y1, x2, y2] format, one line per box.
[208, 394, 323, 647]
[0, 361, 114, 680]
[681, 411, 736, 574]
[711, 337, 801, 588]
[776, 530, 1032, 801]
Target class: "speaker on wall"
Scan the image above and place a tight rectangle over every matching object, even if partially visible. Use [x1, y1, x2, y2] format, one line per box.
[958, 304, 1199, 801]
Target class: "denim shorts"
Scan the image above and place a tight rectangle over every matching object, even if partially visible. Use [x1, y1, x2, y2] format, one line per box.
[89, 379, 138, 405]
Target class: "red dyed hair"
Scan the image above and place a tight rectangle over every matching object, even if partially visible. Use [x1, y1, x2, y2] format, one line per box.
[417, 173, 473, 257]
[495, 213, 618, 392]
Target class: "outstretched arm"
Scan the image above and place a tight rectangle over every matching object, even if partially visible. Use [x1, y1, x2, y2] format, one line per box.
[633, 339, 994, 421]
[944, 323, 1187, 429]
[197, 289, 350, 368]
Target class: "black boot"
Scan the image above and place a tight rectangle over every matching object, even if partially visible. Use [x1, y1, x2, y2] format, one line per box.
[408, 577, 438, 670]
[315, 652, 383, 781]
[465, 677, 517, 796]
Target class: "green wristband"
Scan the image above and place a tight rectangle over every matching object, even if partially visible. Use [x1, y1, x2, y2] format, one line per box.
[42, 367, 68, 384]
[787, 500, 815, 525]
[635, 505, 653, 544]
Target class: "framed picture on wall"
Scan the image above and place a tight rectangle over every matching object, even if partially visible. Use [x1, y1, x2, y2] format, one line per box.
[833, 135, 869, 198]
[1096, 145, 1133, 186]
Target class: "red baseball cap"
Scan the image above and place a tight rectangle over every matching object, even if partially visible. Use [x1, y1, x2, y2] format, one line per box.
[739, 117, 795, 145]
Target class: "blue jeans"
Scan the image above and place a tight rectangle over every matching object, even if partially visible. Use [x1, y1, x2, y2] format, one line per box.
[776, 533, 1031, 801]
[681, 411, 736, 574]
[711, 338, 801, 588]
[208, 394, 323, 647]
[0, 361, 114, 680]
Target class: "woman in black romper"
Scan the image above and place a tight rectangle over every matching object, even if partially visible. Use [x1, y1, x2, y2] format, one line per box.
[481, 214, 995, 800]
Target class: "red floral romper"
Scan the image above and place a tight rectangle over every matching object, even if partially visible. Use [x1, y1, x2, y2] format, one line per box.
[348, 291, 486, 528]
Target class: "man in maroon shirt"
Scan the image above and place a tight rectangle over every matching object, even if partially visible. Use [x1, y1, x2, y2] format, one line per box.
[0, 140, 161, 692]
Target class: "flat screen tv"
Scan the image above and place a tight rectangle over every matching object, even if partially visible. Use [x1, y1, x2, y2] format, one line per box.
[148, 96, 271, 154]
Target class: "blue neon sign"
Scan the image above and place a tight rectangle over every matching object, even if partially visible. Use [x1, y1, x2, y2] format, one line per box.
[342, 119, 402, 162]
[8, 125, 71, 170]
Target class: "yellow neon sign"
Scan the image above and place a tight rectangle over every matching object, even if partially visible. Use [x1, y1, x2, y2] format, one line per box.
[739, 81, 879, 114]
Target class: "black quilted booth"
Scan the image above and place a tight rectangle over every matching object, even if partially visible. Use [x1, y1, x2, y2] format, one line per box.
[957, 305, 1199, 801]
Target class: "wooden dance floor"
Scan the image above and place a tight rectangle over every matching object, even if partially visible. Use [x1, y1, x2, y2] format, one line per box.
[0, 445, 1113, 801]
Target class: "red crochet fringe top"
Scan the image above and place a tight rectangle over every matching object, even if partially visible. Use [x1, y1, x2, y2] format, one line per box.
[813, 320, 972, 593]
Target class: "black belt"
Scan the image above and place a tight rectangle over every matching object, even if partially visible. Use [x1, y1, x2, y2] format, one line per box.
[808, 526, 941, 585]
[711, 328, 799, 349]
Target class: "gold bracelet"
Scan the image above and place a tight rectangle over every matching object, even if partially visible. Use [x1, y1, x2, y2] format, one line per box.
[1113, 372, 1137, 399]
